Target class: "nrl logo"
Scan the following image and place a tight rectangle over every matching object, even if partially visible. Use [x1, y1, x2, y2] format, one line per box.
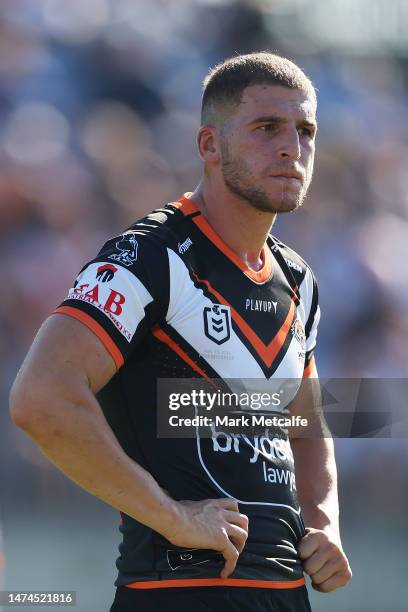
[109, 233, 138, 267]
[203, 304, 231, 345]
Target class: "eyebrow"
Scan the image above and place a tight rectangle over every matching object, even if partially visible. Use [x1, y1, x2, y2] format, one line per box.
[249, 115, 318, 130]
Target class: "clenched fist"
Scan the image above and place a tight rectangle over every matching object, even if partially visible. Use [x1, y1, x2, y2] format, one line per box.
[298, 527, 352, 593]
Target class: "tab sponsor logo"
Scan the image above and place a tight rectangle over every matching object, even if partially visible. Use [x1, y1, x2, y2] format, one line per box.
[70, 282, 132, 341]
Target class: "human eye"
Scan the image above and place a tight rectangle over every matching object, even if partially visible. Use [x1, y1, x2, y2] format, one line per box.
[257, 123, 277, 133]
[298, 125, 315, 138]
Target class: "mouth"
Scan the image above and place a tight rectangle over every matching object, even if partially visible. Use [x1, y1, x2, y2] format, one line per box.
[269, 175, 303, 191]
[270, 173, 303, 182]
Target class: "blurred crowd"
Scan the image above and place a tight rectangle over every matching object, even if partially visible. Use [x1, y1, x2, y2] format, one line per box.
[0, 1, 407, 383]
[1, 2, 408, 607]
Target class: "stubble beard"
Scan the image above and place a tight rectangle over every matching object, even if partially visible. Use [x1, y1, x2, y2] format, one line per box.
[220, 141, 308, 214]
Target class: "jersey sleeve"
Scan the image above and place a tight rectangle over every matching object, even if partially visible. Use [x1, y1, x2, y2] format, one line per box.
[303, 270, 320, 379]
[53, 230, 169, 370]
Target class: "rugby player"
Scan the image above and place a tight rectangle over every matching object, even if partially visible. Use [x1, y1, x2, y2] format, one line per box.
[10, 52, 351, 611]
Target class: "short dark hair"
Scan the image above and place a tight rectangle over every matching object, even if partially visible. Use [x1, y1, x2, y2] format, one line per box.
[201, 51, 316, 126]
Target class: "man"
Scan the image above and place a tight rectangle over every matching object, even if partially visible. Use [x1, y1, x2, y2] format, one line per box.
[10, 52, 351, 611]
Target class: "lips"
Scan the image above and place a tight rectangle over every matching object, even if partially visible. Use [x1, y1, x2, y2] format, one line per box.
[270, 173, 303, 181]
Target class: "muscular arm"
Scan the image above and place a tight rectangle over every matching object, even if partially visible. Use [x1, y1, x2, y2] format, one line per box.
[290, 376, 339, 538]
[9, 315, 247, 578]
[289, 376, 352, 592]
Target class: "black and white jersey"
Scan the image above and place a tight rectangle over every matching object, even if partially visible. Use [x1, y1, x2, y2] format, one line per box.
[54, 193, 320, 590]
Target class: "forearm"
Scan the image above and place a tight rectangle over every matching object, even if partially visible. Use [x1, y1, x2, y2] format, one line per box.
[291, 436, 340, 541]
[13, 389, 178, 539]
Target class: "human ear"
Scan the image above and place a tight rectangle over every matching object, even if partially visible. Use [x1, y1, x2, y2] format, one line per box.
[196, 125, 220, 163]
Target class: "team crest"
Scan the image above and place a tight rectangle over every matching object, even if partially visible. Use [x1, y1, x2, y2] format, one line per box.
[291, 318, 306, 350]
[109, 233, 138, 267]
[203, 304, 231, 345]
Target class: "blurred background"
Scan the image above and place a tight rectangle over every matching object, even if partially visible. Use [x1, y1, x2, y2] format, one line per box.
[1, 0, 408, 610]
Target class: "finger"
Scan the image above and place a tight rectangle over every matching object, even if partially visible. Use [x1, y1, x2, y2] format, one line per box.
[310, 556, 343, 585]
[312, 568, 352, 593]
[297, 532, 322, 560]
[225, 523, 248, 554]
[220, 538, 239, 579]
[302, 546, 333, 575]
[223, 511, 249, 531]
[213, 497, 239, 512]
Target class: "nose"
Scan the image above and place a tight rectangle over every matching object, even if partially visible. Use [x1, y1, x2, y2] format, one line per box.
[278, 126, 301, 161]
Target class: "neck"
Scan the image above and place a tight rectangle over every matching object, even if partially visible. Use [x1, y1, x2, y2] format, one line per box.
[189, 176, 276, 272]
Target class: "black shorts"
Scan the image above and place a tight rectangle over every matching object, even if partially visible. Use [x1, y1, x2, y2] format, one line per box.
[110, 585, 313, 612]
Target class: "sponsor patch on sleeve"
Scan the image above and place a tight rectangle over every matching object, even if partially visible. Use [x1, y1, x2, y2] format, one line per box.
[66, 261, 153, 341]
